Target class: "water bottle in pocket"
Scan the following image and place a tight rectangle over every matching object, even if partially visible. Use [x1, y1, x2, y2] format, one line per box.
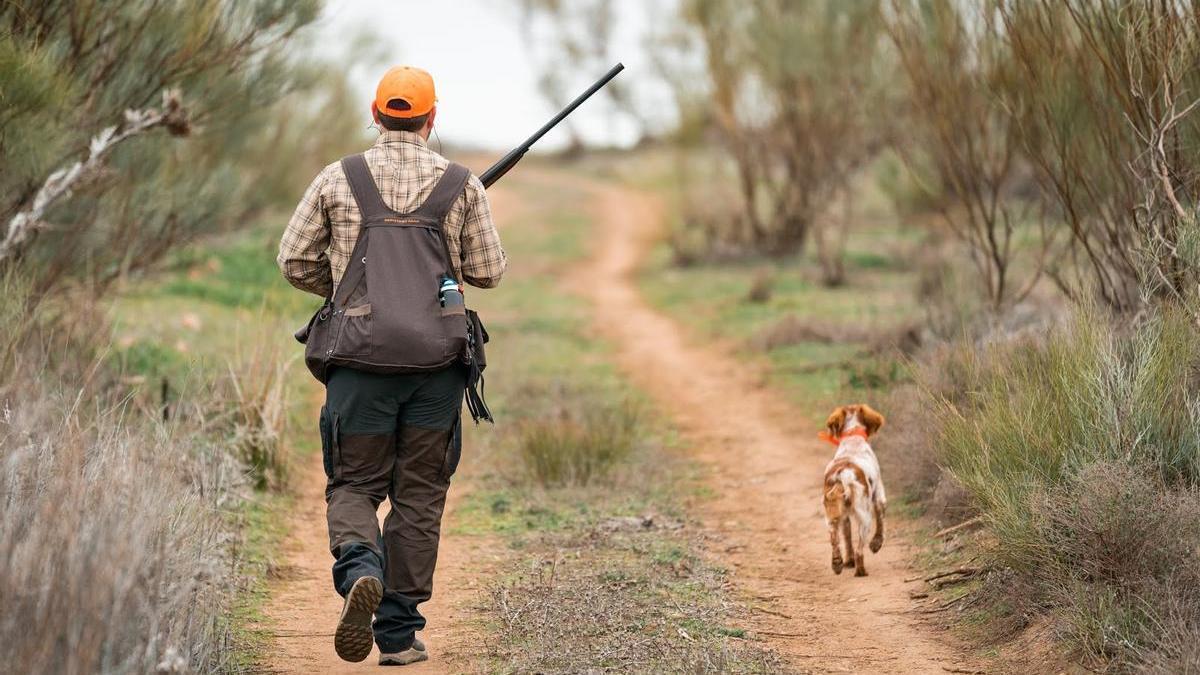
[439, 275, 465, 316]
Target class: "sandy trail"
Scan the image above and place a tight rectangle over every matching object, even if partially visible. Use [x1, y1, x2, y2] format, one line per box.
[568, 175, 978, 674]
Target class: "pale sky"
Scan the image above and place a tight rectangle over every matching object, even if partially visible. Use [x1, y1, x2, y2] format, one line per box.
[310, 0, 677, 152]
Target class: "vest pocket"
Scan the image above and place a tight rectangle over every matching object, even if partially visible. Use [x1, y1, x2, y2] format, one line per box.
[441, 312, 468, 360]
[333, 304, 372, 357]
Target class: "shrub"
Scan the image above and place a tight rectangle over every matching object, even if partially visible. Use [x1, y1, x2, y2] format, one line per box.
[0, 383, 246, 673]
[920, 305, 1200, 669]
[514, 387, 642, 488]
[0, 262, 263, 672]
[667, 202, 756, 267]
[0, 0, 322, 296]
[1038, 463, 1200, 667]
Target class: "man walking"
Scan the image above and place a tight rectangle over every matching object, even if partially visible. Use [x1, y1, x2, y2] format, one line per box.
[277, 65, 506, 666]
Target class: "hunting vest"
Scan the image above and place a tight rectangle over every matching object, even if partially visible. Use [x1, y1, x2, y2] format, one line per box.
[296, 154, 491, 422]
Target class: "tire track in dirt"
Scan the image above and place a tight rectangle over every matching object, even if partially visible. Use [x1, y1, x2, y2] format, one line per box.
[566, 174, 980, 674]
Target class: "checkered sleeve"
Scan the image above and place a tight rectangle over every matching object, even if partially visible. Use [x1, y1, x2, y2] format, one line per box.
[277, 167, 334, 298]
[458, 175, 507, 289]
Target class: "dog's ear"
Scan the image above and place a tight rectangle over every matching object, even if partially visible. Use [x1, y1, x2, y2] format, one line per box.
[825, 407, 847, 437]
[859, 404, 886, 436]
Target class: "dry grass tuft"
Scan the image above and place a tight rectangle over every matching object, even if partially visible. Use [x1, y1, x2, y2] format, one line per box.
[513, 385, 642, 488]
[745, 269, 773, 304]
[0, 383, 246, 673]
[224, 330, 294, 491]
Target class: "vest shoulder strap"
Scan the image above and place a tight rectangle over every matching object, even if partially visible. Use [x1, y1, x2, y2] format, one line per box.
[340, 154, 391, 220]
[413, 163, 471, 222]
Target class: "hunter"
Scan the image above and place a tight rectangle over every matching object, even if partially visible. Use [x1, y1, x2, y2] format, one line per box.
[277, 65, 506, 666]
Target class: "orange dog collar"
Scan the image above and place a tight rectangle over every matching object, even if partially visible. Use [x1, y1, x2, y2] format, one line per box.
[818, 428, 869, 446]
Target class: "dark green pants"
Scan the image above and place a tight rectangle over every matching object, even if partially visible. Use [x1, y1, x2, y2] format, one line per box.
[320, 365, 465, 653]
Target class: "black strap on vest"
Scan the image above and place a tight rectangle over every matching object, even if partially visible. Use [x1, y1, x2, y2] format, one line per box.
[340, 154, 470, 225]
[421, 164, 471, 283]
[340, 154, 471, 283]
[340, 154, 391, 221]
[417, 163, 471, 223]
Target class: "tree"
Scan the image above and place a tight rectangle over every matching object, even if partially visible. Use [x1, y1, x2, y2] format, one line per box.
[0, 0, 320, 296]
[997, 0, 1200, 313]
[889, 0, 1200, 315]
[675, 0, 893, 275]
[515, 0, 644, 150]
[887, 0, 1051, 309]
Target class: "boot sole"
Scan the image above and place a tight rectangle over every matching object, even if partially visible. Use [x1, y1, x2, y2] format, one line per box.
[335, 576, 383, 662]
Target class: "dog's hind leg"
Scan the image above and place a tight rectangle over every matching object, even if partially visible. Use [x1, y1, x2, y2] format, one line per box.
[870, 500, 885, 553]
[870, 479, 887, 553]
[853, 497, 873, 577]
[842, 517, 856, 568]
[827, 517, 844, 574]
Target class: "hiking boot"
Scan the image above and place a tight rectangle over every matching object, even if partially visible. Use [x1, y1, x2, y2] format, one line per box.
[379, 646, 429, 666]
[412, 637, 426, 651]
[334, 576, 383, 662]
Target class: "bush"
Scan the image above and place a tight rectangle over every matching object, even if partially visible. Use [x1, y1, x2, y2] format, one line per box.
[0, 266, 273, 672]
[514, 387, 641, 488]
[667, 202, 756, 267]
[919, 306, 1200, 669]
[0, 381, 246, 673]
[0, 1, 354, 299]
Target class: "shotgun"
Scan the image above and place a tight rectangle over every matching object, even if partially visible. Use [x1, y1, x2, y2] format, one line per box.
[479, 63, 625, 189]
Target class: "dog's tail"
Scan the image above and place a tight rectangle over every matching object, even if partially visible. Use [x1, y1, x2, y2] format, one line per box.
[836, 468, 855, 508]
[824, 468, 855, 514]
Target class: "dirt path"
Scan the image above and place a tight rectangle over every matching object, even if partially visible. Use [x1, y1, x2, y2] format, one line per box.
[571, 177, 979, 674]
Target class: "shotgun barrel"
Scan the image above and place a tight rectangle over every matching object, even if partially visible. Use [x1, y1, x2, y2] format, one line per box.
[479, 62, 625, 189]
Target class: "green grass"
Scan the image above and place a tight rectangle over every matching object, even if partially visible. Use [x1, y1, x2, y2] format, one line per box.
[225, 492, 294, 670]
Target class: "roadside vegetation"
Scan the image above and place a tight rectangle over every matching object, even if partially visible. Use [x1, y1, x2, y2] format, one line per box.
[0, 2, 358, 671]
[10, 0, 1200, 672]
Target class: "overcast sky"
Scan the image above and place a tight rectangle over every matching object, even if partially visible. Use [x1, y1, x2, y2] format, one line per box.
[310, 0, 676, 152]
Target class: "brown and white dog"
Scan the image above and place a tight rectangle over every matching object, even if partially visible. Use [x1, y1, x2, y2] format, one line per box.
[821, 404, 887, 577]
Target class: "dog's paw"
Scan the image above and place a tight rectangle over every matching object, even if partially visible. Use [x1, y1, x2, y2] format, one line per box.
[854, 555, 867, 576]
[844, 556, 855, 567]
[831, 558, 843, 575]
[870, 536, 883, 553]
[855, 566, 868, 577]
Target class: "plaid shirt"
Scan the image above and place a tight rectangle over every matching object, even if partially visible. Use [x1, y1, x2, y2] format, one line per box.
[277, 130, 507, 298]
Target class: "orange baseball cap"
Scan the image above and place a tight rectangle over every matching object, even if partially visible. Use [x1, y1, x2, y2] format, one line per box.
[372, 66, 436, 120]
